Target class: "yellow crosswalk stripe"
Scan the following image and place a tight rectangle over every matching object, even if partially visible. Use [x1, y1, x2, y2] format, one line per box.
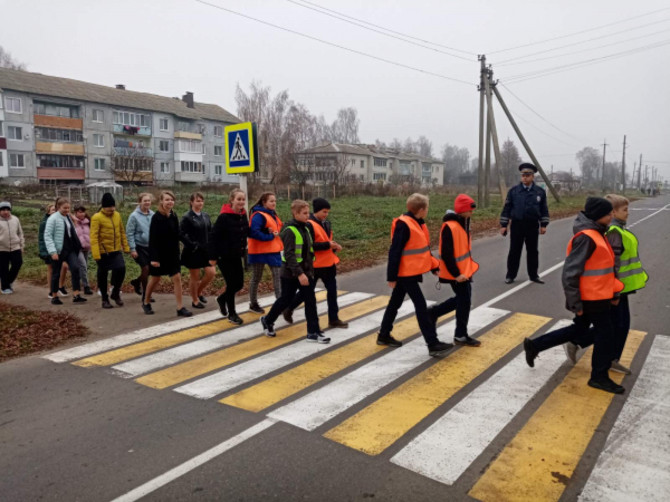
[469, 329, 646, 502]
[72, 291, 331, 368]
[135, 295, 389, 390]
[221, 312, 456, 412]
[323, 313, 551, 455]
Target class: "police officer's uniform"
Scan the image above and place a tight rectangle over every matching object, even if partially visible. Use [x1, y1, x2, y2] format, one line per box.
[500, 163, 550, 282]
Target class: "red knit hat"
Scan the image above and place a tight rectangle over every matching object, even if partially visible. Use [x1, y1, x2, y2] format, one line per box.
[454, 194, 476, 214]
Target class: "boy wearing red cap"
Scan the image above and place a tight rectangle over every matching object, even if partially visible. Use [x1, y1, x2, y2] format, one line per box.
[428, 194, 481, 346]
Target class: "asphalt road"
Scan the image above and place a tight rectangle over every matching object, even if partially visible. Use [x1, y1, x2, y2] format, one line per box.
[1, 194, 668, 501]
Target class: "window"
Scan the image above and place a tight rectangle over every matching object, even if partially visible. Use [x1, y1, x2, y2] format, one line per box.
[214, 165, 222, 175]
[93, 134, 104, 147]
[373, 157, 387, 167]
[213, 125, 223, 137]
[5, 97, 22, 114]
[9, 153, 25, 168]
[360, 160, 365, 168]
[159, 118, 169, 131]
[92, 109, 104, 122]
[160, 162, 170, 173]
[7, 126, 22, 140]
[35, 127, 83, 143]
[37, 155, 85, 168]
[159, 140, 169, 153]
[34, 102, 79, 118]
[175, 138, 203, 153]
[180, 161, 203, 173]
[214, 145, 222, 156]
[113, 110, 151, 128]
[94, 158, 106, 171]
[373, 172, 386, 181]
[0, 154, 3, 167]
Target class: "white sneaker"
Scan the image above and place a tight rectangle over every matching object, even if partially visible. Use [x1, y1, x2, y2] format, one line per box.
[1, 289, 12, 295]
[563, 342, 578, 364]
[306, 333, 331, 344]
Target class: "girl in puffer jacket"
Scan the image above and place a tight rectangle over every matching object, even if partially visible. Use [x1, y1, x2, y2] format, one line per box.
[73, 205, 93, 295]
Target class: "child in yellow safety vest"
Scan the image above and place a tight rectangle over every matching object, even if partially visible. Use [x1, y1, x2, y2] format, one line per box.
[376, 193, 453, 357]
[427, 194, 481, 346]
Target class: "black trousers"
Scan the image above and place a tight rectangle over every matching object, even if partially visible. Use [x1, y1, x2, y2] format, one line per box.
[217, 257, 244, 314]
[97, 252, 126, 301]
[52, 249, 81, 293]
[430, 281, 472, 338]
[288, 265, 339, 322]
[507, 219, 540, 280]
[379, 278, 438, 345]
[0, 250, 23, 290]
[531, 309, 614, 381]
[265, 276, 320, 334]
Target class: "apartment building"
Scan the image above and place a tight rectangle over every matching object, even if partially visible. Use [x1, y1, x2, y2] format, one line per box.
[0, 67, 240, 185]
[296, 143, 445, 187]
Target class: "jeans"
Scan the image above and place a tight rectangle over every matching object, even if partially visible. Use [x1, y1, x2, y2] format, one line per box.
[430, 281, 472, 338]
[217, 256, 244, 314]
[507, 219, 540, 280]
[52, 249, 81, 293]
[531, 309, 614, 381]
[265, 276, 320, 334]
[249, 263, 281, 303]
[379, 278, 438, 345]
[288, 265, 339, 322]
[77, 250, 90, 288]
[97, 252, 126, 301]
[0, 250, 23, 290]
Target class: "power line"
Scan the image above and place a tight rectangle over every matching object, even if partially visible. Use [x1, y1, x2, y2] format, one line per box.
[292, 0, 477, 56]
[192, 0, 474, 86]
[497, 25, 670, 66]
[488, 6, 670, 55]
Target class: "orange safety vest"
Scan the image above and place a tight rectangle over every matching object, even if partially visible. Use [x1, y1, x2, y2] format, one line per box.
[308, 220, 340, 268]
[566, 229, 624, 301]
[438, 220, 479, 280]
[391, 215, 439, 277]
[248, 211, 284, 254]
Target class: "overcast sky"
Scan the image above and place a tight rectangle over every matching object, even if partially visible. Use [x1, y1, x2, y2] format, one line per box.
[2, 0, 669, 180]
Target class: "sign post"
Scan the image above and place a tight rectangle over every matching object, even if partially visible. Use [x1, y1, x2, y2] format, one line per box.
[225, 122, 259, 214]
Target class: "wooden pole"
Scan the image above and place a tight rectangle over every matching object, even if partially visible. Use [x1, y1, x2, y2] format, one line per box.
[485, 116, 492, 208]
[491, 84, 561, 203]
[477, 55, 486, 206]
[483, 68, 507, 198]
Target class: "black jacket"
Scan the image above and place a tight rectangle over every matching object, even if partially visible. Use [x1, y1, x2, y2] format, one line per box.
[149, 210, 180, 266]
[500, 182, 550, 227]
[280, 218, 314, 279]
[439, 210, 470, 283]
[180, 209, 212, 253]
[208, 206, 249, 259]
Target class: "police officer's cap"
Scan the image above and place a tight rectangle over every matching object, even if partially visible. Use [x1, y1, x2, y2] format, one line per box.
[518, 163, 538, 174]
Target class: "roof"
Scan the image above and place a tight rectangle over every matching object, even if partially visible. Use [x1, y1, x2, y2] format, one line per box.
[0, 67, 239, 123]
[299, 143, 374, 156]
[298, 142, 444, 164]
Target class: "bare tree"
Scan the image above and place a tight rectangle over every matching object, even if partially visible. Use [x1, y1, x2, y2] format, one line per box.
[576, 146, 602, 188]
[0, 46, 26, 70]
[415, 136, 433, 158]
[499, 138, 522, 186]
[441, 143, 471, 184]
[330, 107, 359, 144]
[109, 148, 154, 184]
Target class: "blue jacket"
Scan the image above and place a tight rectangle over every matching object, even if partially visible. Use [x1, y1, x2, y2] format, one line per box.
[44, 212, 81, 255]
[126, 206, 154, 251]
[247, 205, 282, 267]
[500, 182, 550, 227]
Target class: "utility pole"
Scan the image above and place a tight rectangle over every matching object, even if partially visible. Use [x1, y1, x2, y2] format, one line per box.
[621, 135, 626, 193]
[477, 55, 486, 207]
[491, 84, 561, 202]
[484, 115, 492, 207]
[601, 139, 608, 192]
[483, 66, 506, 199]
[637, 154, 642, 190]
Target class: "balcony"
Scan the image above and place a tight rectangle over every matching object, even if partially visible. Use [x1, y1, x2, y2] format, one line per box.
[175, 171, 205, 182]
[113, 146, 153, 157]
[34, 115, 83, 130]
[0, 138, 6, 150]
[36, 142, 85, 155]
[174, 130, 202, 140]
[113, 124, 152, 136]
[37, 167, 86, 181]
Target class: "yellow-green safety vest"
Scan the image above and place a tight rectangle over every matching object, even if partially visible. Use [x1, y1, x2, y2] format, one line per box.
[607, 224, 648, 293]
[281, 225, 313, 264]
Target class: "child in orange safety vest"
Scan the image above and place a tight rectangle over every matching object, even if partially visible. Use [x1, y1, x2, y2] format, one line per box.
[427, 194, 481, 347]
[376, 193, 453, 357]
[523, 197, 625, 394]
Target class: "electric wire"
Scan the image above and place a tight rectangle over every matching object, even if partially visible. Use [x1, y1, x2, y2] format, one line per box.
[488, 6, 670, 55]
[192, 0, 474, 86]
[286, 0, 474, 61]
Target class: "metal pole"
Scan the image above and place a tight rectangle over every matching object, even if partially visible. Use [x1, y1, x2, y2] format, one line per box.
[239, 174, 249, 214]
[601, 139, 608, 193]
[484, 120, 491, 208]
[621, 135, 626, 194]
[477, 55, 486, 206]
[491, 84, 561, 202]
[483, 68, 507, 198]
[637, 154, 642, 190]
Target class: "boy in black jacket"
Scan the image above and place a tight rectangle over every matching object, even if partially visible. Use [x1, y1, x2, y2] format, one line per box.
[260, 200, 329, 343]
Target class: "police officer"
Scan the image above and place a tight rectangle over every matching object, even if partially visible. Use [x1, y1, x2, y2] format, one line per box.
[499, 163, 550, 284]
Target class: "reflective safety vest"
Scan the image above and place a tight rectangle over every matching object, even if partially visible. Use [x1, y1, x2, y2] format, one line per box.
[308, 220, 340, 268]
[567, 229, 624, 301]
[606, 225, 648, 293]
[438, 220, 479, 280]
[248, 211, 283, 254]
[281, 225, 313, 263]
[391, 215, 439, 277]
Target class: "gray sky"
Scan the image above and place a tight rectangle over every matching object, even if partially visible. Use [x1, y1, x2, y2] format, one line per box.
[2, 0, 669, 180]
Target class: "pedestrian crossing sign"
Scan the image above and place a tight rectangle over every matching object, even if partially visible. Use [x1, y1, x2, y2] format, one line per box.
[225, 122, 258, 174]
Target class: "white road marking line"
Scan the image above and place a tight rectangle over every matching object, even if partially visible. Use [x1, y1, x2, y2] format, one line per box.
[390, 319, 573, 485]
[174, 299, 416, 400]
[267, 307, 508, 431]
[111, 292, 372, 378]
[109, 418, 276, 502]
[628, 203, 670, 228]
[578, 335, 670, 502]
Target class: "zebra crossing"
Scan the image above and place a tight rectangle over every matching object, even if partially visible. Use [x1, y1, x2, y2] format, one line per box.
[44, 290, 670, 501]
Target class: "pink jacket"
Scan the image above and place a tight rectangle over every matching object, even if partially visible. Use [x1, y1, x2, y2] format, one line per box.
[74, 216, 91, 251]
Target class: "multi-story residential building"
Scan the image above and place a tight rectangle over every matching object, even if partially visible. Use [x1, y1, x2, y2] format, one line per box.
[296, 143, 445, 187]
[0, 68, 240, 185]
